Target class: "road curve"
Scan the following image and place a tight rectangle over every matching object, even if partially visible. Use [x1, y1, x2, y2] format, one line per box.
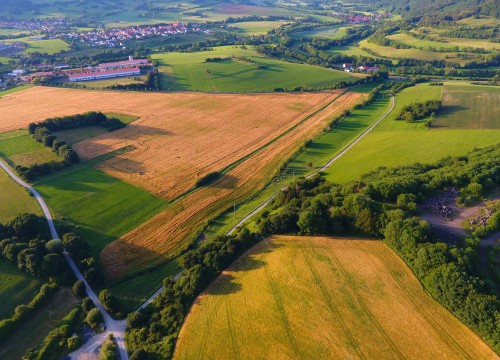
[0, 159, 128, 360]
[228, 95, 395, 235]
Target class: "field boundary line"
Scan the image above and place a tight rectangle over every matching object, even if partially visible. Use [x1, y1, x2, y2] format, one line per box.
[227, 95, 395, 235]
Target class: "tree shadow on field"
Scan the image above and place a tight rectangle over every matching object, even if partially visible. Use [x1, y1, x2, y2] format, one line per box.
[205, 273, 243, 295]
[208, 174, 238, 189]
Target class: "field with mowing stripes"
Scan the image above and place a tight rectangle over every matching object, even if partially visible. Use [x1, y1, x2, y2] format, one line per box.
[0, 130, 60, 167]
[101, 91, 365, 277]
[174, 236, 497, 360]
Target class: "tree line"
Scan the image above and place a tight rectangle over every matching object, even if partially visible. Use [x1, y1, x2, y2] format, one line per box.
[15, 112, 126, 181]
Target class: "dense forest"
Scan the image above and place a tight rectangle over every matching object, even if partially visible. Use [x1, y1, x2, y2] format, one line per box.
[126, 144, 500, 358]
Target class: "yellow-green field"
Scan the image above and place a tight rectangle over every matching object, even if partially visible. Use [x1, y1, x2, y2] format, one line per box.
[0, 168, 42, 223]
[230, 21, 290, 35]
[174, 236, 497, 359]
[388, 32, 499, 52]
[324, 83, 500, 183]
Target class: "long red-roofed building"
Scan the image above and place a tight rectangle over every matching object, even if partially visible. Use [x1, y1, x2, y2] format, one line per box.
[68, 67, 141, 82]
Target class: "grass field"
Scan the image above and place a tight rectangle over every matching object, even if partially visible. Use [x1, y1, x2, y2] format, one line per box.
[23, 39, 70, 55]
[0, 261, 42, 319]
[0, 130, 60, 167]
[152, 46, 362, 92]
[0, 85, 33, 98]
[434, 85, 500, 128]
[392, 32, 499, 52]
[230, 21, 290, 35]
[0, 165, 42, 223]
[73, 74, 147, 89]
[35, 160, 168, 255]
[174, 236, 497, 359]
[0, 288, 78, 360]
[359, 39, 451, 61]
[323, 83, 500, 183]
[100, 91, 365, 277]
[292, 25, 353, 39]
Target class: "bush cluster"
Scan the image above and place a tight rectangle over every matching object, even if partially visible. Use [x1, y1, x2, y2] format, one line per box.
[396, 99, 442, 122]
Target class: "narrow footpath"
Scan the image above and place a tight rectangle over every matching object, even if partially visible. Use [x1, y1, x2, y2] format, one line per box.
[0, 160, 128, 360]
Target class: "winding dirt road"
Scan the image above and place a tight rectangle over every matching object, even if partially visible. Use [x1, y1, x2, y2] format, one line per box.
[0, 159, 128, 360]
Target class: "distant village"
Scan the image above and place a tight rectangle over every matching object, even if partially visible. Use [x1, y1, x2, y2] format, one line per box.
[55, 22, 206, 48]
[334, 12, 389, 24]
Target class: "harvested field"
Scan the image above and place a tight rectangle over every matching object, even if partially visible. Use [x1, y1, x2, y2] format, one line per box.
[1, 87, 341, 200]
[101, 91, 364, 277]
[174, 236, 497, 360]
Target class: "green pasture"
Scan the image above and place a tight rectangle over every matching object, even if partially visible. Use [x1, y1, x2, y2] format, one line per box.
[0, 261, 42, 319]
[0, 131, 60, 167]
[389, 32, 499, 52]
[326, 45, 381, 59]
[0, 167, 42, 223]
[153, 46, 362, 92]
[0, 57, 11, 64]
[359, 39, 451, 61]
[24, 39, 69, 54]
[322, 83, 500, 183]
[292, 25, 351, 39]
[458, 16, 500, 27]
[105, 112, 139, 124]
[110, 259, 180, 312]
[434, 85, 500, 129]
[230, 21, 290, 35]
[0, 85, 33, 98]
[34, 154, 168, 255]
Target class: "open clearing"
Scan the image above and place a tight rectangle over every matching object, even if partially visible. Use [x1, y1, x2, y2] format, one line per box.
[100, 91, 365, 277]
[433, 85, 500, 128]
[174, 236, 497, 360]
[0, 288, 78, 360]
[388, 32, 499, 52]
[230, 21, 290, 35]
[153, 46, 362, 92]
[324, 83, 500, 183]
[2, 86, 343, 201]
[0, 261, 42, 319]
[0, 130, 60, 167]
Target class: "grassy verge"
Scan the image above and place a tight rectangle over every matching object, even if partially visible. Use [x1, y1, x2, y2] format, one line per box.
[0, 261, 42, 319]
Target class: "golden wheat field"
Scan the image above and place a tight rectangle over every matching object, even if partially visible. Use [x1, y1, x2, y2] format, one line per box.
[101, 91, 364, 277]
[0, 86, 340, 200]
[174, 236, 498, 360]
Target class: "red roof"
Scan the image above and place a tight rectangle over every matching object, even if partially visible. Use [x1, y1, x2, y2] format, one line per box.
[98, 59, 150, 68]
[68, 67, 141, 80]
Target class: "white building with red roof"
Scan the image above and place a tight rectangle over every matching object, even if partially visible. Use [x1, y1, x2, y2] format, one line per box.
[68, 67, 141, 82]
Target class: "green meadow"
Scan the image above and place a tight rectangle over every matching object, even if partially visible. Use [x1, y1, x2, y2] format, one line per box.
[152, 46, 362, 92]
[0, 261, 42, 319]
[0, 130, 60, 167]
[34, 154, 168, 255]
[231, 21, 290, 35]
[323, 83, 500, 183]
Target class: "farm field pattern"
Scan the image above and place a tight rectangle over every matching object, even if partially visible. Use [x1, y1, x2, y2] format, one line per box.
[174, 236, 497, 360]
[101, 90, 365, 277]
[0, 86, 340, 200]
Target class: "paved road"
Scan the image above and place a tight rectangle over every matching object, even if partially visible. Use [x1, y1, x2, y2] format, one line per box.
[228, 95, 395, 235]
[0, 159, 128, 360]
